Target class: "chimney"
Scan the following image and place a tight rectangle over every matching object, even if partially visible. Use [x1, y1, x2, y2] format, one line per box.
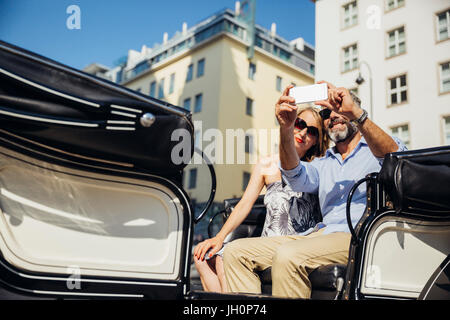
[271, 23, 276, 38]
[182, 22, 187, 35]
[235, 1, 240, 15]
[163, 32, 168, 44]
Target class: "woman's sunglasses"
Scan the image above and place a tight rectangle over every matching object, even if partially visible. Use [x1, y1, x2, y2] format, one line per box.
[319, 108, 331, 120]
[294, 118, 319, 137]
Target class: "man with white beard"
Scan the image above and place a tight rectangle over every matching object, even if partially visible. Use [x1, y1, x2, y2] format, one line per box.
[223, 81, 407, 299]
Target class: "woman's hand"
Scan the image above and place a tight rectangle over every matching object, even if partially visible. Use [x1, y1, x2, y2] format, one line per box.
[193, 236, 224, 261]
[275, 85, 297, 129]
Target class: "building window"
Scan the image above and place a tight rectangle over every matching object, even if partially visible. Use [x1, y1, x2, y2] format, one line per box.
[188, 168, 197, 189]
[245, 134, 253, 154]
[169, 73, 175, 94]
[248, 62, 256, 80]
[436, 9, 450, 42]
[186, 64, 193, 82]
[276, 76, 283, 92]
[387, 26, 406, 57]
[246, 97, 253, 116]
[242, 171, 251, 191]
[444, 116, 450, 145]
[183, 97, 191, 112]
[158, 78, 165, 99]
[194, 93, 202, 113]
[386, 0, 404, 11]
[342, 1, 358, 28]
[194, 130, 201, 149]
[197, 58, 205, 78]
[388, 74, 407, 105]
[391, 124, 410, 149]
[342, 43, 358, 72]
[440, 61, 450, 93]
[149, 81, 156, 97]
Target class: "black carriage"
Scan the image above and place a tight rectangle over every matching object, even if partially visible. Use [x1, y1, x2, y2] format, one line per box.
[0, 41, 448, 300]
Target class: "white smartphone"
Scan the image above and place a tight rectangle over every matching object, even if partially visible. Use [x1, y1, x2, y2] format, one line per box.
[289, 83, 328, 104]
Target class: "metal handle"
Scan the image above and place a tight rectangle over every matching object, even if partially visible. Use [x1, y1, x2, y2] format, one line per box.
[207, 209, 226, 238]
[346, 177, 371, 245]
[193, 147, 217, 224]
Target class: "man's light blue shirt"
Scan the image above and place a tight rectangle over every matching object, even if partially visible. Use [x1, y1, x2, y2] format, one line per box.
[280, 135, 407, 235]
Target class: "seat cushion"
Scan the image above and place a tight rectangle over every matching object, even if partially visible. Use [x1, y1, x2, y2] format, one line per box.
[308, 264, 347, 290]
[257, 264, 347, 294]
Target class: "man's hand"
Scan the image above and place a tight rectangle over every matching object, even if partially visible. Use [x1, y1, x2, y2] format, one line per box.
[315, 81, 363, 121]
[275, 85, 298, 129]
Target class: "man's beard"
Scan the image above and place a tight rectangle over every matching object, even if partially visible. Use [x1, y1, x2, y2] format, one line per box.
[327, 119, 358, 143]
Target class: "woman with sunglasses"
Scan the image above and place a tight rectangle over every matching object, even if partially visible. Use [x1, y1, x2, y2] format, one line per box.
[193, 100, 329, 293]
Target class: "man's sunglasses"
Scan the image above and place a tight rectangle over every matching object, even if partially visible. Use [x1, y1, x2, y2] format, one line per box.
[294, 118, 319, 137]
[319, 108, 331, 120]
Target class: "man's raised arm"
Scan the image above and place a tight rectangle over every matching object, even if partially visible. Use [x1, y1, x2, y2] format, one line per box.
[316, 82, 403, 158]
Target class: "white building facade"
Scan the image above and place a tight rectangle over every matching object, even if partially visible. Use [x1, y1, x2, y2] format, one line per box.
[314, 0, 450, 149]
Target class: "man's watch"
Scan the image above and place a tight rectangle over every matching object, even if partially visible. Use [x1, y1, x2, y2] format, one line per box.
[352, 108, 368, 125]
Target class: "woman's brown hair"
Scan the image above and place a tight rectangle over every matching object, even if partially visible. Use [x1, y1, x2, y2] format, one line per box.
[297, 106, 330, 162]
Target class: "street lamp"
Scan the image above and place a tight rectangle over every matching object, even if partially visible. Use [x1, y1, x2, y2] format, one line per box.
[355, 60, 373, 121]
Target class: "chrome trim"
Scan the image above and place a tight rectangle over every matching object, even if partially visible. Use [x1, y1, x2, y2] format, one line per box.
[106, 126, 135, 131]
[0, 67, 100, 108]
[111, 105, 142, 114]
[111, 110, 137, 118]
[33, 290, 144, 298]
[107, 120, 135, 125]
[140, 113, 156, 128]
[0, 108, 98, 127]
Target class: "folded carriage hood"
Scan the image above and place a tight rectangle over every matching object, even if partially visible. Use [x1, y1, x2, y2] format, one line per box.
[0, 40, 194, 175]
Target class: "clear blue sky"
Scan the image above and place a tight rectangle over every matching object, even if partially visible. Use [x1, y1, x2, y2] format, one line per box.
[0, 0, 315, 70]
